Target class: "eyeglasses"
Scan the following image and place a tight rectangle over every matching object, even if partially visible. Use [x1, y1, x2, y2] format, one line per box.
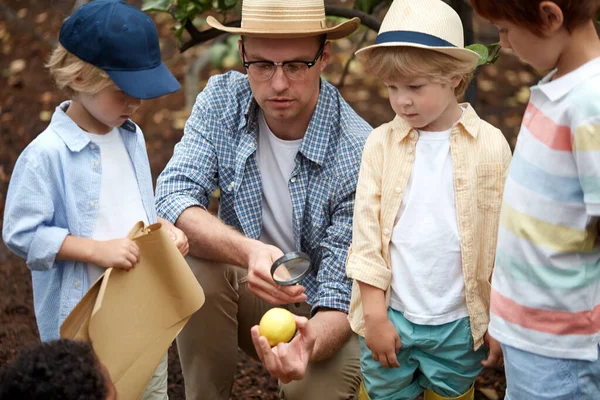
[242, 42, 325, 81]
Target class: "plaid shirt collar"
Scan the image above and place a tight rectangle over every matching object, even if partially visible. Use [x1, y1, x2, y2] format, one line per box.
[241, 80, 333, 167]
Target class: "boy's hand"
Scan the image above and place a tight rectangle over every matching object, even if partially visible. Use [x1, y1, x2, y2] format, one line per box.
[364, 315, 402, 368]
[481, 331, 503, 367]
[92, 238, 140, 270]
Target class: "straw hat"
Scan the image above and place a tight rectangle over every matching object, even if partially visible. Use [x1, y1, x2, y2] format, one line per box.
[356, 0, 479, 67]
[207, 0, 360, 39]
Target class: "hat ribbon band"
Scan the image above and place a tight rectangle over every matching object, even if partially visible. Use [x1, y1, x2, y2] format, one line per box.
[375, 30, 456, 48]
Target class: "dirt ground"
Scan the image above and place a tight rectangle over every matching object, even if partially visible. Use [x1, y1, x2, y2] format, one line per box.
[0, 1, 540, 399]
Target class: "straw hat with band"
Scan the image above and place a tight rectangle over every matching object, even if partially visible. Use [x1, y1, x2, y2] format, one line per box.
[356, 0, 480, 68]
[207, 0, 360, 39]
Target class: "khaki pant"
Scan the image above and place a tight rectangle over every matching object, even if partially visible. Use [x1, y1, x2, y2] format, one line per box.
[177, 256, 361, 400]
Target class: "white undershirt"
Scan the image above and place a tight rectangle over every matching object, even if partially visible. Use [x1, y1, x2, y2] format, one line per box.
[85, 128, 148, 285]
[389, 127, 468, 325]
[256, 111, 302, 253]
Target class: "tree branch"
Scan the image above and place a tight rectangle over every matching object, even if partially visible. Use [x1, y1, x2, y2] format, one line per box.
[180, 18, 241, 52]
[338, 29, 369, 88]
[325, 6, 381, 32]
[179, 6, 381, 52]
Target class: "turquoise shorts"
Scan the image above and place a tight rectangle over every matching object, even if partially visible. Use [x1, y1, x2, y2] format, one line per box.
[359, 308, 487, 400]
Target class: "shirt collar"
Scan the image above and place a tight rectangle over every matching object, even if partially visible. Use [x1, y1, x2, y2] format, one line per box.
[535, 57, 600, 101]
[244, 78, 334, 166]
[51, 100, 137, 153]
[389, 103, 480, 141]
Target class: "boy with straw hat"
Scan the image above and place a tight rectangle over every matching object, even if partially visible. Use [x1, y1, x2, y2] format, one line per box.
[155, 0, 372, 399]
[346, 0, 510, 399]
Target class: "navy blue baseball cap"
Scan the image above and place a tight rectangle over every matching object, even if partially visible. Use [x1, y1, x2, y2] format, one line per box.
[59, 0, 180, 99]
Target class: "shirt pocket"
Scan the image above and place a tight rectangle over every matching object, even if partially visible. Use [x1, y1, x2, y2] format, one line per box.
[476, 164, 503, 211]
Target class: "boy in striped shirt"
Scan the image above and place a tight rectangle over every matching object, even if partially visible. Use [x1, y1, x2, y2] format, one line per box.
[469, 1, 600, 398]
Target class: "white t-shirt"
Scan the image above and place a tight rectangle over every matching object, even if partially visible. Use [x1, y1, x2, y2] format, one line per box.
[389, 127, 469, 325]
[256, 111, 302, 253]
[85, 128, 148, 285]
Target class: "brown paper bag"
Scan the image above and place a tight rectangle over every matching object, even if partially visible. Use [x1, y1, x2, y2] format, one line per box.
[61, 222, 205, 400]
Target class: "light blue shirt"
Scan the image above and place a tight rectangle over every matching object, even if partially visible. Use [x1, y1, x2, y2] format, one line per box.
[2, 101, 156, 341]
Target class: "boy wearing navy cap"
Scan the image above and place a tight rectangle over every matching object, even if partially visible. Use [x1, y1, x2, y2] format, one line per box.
[2, 1, 187, 398]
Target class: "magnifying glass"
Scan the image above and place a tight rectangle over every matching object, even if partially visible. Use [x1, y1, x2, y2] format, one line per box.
[270, 251, 312, 286]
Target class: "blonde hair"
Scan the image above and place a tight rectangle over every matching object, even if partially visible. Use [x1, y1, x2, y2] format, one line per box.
[47, 44, 113, 97]
[364, 46, 475, 97]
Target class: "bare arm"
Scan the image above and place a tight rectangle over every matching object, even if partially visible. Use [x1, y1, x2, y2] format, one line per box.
[357, 281, 401, 368]
[57, 236, 139, 270]
[175, 205, 256, 267]
[251, 309, 354, 383]
[357, 281, 387, 322]
[176, 206, 306, 304]
[307, 308, 353, 362]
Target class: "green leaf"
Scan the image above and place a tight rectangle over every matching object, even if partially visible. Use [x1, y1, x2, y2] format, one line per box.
[174, 23, 186, 38]
[216, 0, 239, 10]
[354, 0, 387, 14]
[141, 0, 171, 13]
[226, 34, 241, 47]
[209, 43, 229, 68]
[466, 43, 489, 66]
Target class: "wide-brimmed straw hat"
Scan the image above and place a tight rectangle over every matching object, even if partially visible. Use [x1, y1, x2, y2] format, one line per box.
[207, 0, 360, 39]
[356, 0, 479, 67]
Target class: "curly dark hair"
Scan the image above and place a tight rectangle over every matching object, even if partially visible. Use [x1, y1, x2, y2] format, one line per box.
[0, 339, 108, 400]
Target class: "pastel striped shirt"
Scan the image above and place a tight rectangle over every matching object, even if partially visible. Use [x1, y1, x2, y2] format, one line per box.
[489, 58, 600, 361]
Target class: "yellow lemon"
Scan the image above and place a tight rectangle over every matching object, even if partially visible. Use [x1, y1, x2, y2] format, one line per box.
[259, 308, 297, 347]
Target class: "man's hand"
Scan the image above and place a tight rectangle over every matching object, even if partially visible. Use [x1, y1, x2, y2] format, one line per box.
[364, 314, 401, 368]
[246, 243, 306, 305]
[251, 315, 315, 383]
[159, 217, 189, 256]
[481, 331, 503, 367]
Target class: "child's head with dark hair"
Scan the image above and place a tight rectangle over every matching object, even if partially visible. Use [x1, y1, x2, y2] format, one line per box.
[0, 339, 115, 400]
[469, 0, 600, 74]
[469, 0, 599, 34]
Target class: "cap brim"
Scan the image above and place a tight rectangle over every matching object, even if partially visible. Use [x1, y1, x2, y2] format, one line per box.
[206, 16, 360, 40]
[107, 62, 181, 100]
[356, 42, 480, 68]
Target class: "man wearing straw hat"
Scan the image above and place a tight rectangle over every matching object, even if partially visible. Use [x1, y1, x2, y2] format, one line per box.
[155, 0, 371, 398]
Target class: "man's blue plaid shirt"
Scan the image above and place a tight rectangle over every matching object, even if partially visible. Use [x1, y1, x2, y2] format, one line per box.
[156, 71, 371, 314]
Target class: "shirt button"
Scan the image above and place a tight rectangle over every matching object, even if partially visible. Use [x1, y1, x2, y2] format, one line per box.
[524, 112, 531, 119]
[407, 148, 413, 154]
[383, 228, 390, 235]
[74, 281, 80, 288]
[290, 177, 297, 183]
[395, 187, 402, 194]
[410, 132, 417, 138]
[228, 183, 234, 191]
[93, 161, 100, 167]
[89, 201, 96, 208]
[90, 143, 96, 150]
